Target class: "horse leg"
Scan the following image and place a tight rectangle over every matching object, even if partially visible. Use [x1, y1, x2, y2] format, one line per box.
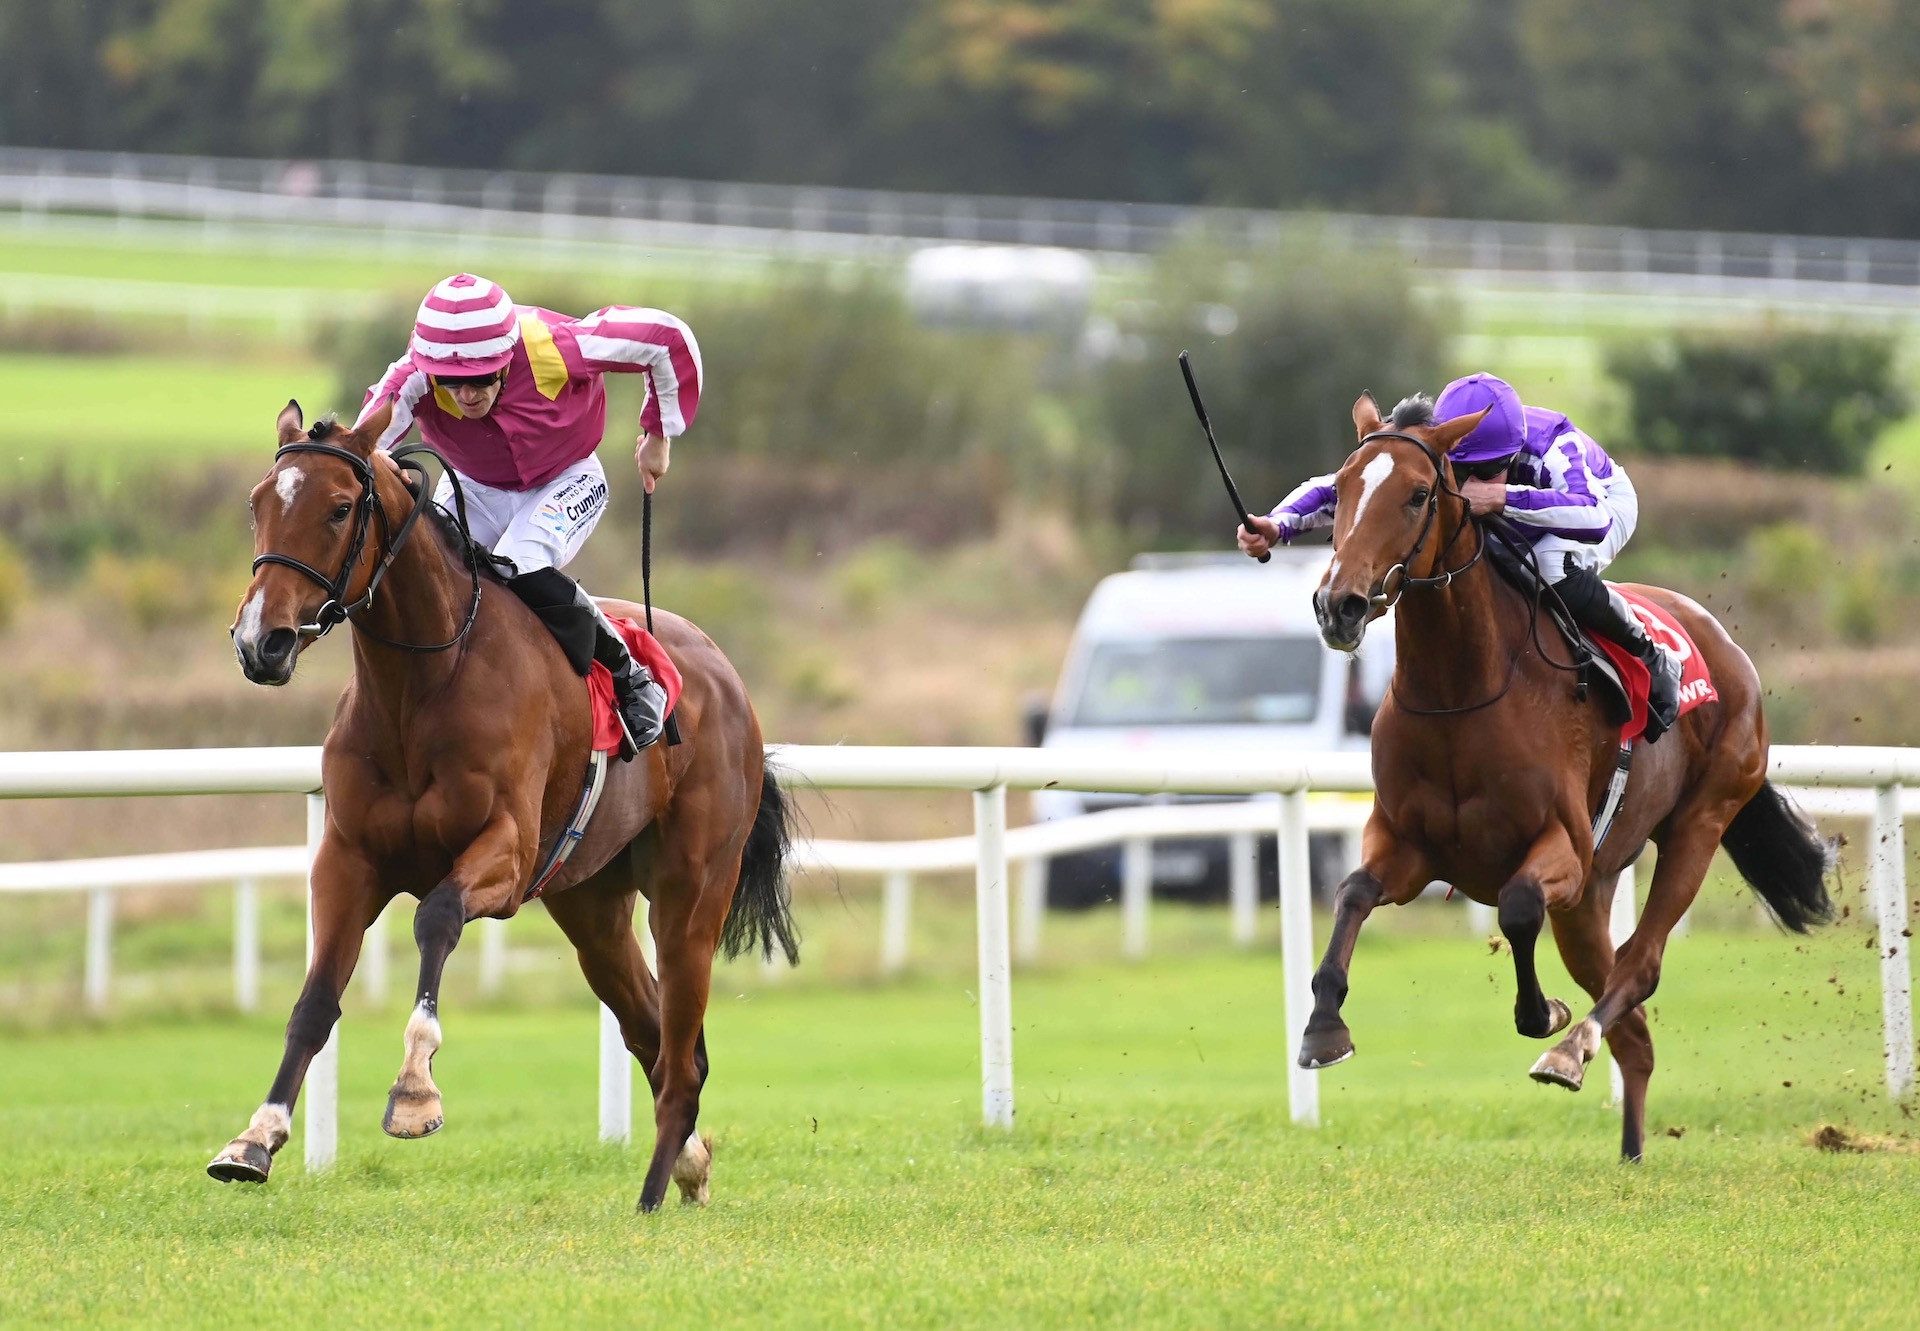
[384, 817, 529, 1139]
[1533, 818, 1721, 1100]
[1500, 885, 1575, 1041]
[1497, 826, 1586, 1044]
[541, 861, 718, 1200]
[1545, 874, 1656, 1160]
[208, 846, 382, 1182]
[1298, 823, 1430, 1069]
[636, 858, 735, 1212]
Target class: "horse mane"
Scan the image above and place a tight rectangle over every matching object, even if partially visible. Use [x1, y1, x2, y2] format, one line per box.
[1390, 394, 1435, 428]
[427, 502, 515, 583]
[306, 414, 342, 441]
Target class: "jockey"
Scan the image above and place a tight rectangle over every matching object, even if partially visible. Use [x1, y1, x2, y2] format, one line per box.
[1238, 372, 1684, 742]
[357, 273, 702, 757]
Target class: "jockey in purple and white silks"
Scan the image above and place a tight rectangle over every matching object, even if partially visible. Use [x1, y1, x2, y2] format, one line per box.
[1239, 372, 1683, 741]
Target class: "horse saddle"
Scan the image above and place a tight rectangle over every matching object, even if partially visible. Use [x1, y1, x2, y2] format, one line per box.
[1482, 524, 1632, 728]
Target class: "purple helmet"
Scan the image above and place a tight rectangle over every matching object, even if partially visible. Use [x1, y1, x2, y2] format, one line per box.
[1433, 372, 1526, 464]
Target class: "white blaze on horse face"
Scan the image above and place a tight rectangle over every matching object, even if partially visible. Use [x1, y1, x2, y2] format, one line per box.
[274, 465, 303, 513]
[235, 584, 269, 645]
[1328, 451, 1398, 589]
[1349, 451, 1397, 533]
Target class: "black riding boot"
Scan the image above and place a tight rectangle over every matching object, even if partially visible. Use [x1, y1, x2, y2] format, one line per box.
[1554, 565, 1682, 743]
[506, 568, 666, 760]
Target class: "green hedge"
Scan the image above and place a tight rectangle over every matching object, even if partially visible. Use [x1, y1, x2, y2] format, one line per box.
[1607, 330, 1908, 474]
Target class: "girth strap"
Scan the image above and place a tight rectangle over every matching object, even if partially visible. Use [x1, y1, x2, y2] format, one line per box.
[1591, 740, 1635, 851]
[523, 750, 611, 902]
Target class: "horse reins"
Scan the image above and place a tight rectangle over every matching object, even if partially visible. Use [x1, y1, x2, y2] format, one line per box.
[252, 433, 483, 653]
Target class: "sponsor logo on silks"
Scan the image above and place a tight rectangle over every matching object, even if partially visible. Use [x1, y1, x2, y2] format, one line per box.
[536, 478, 608, 533]
[1678, 677, 1715, 705]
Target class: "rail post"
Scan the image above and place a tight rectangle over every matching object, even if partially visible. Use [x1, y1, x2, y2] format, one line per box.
[880, 868, 913, 975]
[1606, 861, 1638, 1105]
[84, 887, 112, 1014]
[1278, 788, 1319, 1126]
[975, 784, 1014, 1128]
[1121, 836, 1151, 959]
[1229, 831, 1258, 947]
[233, 878, 259, 1014]
[1015, 855, 1046, 964]
[304, 792, 337, 1171]
[1871, 784, 1915, 1100]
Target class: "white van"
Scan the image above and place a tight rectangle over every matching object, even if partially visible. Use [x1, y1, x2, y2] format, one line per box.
[1026, 550, 1392, 907]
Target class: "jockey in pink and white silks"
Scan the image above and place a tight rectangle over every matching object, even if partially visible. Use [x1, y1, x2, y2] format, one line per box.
[358, 273, 703, 756]
[1239, 372, 1684, 741]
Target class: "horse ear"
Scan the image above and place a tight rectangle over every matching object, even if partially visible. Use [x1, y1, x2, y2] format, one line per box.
[345, 401, 392, 457]
[276, 400, 304, 444]
[1352, 392, 1383, 439]
[1431, 406, 1492, 454]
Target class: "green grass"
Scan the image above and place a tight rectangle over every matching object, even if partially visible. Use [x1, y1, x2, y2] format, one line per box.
[3, 913, 1917, 1329]
[0, 353, 333, 473]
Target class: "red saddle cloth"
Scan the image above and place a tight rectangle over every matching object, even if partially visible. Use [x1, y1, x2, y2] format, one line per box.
[585, 617, 684, 753]
[1586, 587, 1718, 742]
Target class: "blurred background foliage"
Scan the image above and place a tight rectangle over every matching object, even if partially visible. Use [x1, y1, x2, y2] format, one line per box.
[5, 0, 1920, 236]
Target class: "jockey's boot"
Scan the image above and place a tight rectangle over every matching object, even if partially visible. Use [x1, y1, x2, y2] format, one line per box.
[586, 596, 666, 759]
[505, 568, 666, 760]
[1556, 566, 1683, 743]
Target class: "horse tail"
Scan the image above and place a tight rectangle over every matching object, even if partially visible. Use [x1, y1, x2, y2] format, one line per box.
[720, 763, 801, 965]
[1718, 780, 1837, 933]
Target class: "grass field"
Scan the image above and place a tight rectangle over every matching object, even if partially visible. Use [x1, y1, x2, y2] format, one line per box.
[4, 915, 1917, 1329]
[0, 353, 333, 476]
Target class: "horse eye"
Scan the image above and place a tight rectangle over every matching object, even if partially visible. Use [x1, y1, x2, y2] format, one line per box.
[330, 502, 353, 523]
[1408, 488, 1430, 508]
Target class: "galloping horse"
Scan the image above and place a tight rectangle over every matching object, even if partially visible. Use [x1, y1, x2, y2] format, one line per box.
[210, 400, 796, 1210]
[1297, 394, 1832, 1160]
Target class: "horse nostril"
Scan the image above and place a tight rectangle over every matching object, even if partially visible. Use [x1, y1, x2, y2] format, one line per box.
[1337, 594, 1369, 624]
[260, 628, 298, 665]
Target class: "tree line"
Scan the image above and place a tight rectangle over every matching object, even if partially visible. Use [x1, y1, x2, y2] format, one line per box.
[2, 0, 1916, 236]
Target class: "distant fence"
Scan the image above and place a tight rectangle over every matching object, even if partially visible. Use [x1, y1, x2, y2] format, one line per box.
[0, 743, 1914, 1177]
[7, 146, 1920, 313]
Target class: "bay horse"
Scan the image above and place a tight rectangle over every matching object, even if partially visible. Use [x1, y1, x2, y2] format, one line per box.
[210, 400, 796, 1211]
[1295, 394, 1833, 1160]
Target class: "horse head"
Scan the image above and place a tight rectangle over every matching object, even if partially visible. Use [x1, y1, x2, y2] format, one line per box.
[231, 399, 395, 684]
[1312, 394, 1491, 652]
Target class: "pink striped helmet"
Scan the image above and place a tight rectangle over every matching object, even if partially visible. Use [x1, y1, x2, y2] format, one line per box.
[408, 274, 520, 377]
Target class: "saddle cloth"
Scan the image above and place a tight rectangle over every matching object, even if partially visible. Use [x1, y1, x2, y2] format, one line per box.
[585, 616, 685, 754]
[1584, 588, 1719, 742]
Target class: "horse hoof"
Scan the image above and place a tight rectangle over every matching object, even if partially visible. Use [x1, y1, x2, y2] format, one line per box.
[1297, 1024, 1355, 1070]
[206, 1140, 273, 1184]
[1529, 1048, 1585, 1092]
[383, 1089, 445, 1139]
[1543, 998, 1573, 1038]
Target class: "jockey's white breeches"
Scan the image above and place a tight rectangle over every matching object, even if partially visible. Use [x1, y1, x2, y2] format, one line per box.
[1532, 470, 1639, 583]
[433, 455, 608, 575]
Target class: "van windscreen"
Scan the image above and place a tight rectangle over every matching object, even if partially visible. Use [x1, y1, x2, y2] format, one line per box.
[1068, 636, 1325, 727]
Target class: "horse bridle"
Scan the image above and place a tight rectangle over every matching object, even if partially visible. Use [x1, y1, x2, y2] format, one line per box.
[1351, 429, 1591, 717]
[1354, 428, 1486, 610]
[251, 434, 482, 653]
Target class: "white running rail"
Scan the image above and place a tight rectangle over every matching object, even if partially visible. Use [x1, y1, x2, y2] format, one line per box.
[0, 744, 1911, 1171]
